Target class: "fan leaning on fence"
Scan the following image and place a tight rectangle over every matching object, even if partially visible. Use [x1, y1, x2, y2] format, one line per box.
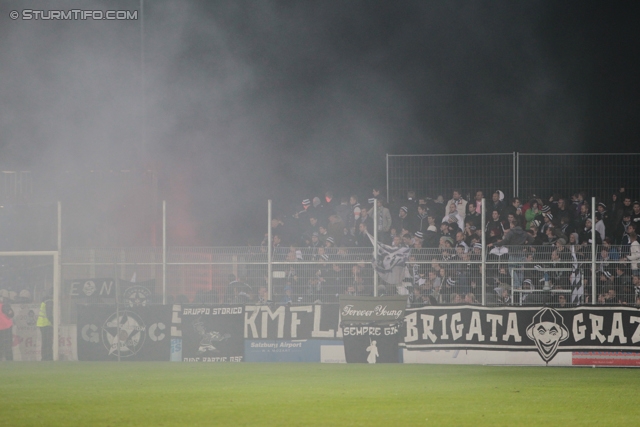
[487, 215, 535, 289]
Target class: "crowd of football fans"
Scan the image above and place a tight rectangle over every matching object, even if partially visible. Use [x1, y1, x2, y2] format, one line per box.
[1, 187, 638, 308]
[251, 186, 640, 307]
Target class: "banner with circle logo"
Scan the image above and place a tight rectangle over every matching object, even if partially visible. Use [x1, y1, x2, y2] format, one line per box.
[77, 304, 171, 361]
[117, 279, 156, 307]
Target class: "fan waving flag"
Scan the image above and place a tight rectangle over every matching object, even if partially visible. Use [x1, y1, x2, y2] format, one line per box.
[368, 233, 411, 285]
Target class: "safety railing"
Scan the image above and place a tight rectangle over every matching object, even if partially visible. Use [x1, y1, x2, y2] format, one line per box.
[54, 243, 638, 312]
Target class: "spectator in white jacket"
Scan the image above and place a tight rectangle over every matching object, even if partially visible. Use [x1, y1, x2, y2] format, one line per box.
[595, 212, 606, 242]
[625, 225, 640, 275]
[442, 202, 464, 231]
[447, 189, 468, 221]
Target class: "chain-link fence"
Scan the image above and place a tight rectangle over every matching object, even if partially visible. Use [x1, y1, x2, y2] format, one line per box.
[387, 153, 640, 202]
[517, 153, 640, 202]
[1, 171, 33, 202]
[0, 203, 58, 251]
[56, 243, 639, 317]
[0, 169, 159, 249]
[2, 244, 635, 362]
[0, 254, 54, 305]
[386, 153, 516, 203]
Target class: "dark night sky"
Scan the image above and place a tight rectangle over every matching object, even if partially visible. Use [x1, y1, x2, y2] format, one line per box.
[0, 0, 638, 246]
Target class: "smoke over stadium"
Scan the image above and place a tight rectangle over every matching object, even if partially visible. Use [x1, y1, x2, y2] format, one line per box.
[2, 1, 636, 246]
[1, 2, 639, 426]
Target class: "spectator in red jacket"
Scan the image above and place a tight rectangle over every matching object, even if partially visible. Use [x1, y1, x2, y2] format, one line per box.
[0, 301, 14, 361]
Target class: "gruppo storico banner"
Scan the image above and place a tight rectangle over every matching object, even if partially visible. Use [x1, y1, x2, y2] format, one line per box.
[339, 296, 407, 364]
[177, 305, 244, 362]
[77, 304, 171, 361]
[404, 305, 640, 363]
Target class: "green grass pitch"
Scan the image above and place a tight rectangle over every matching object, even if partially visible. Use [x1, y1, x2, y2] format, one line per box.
[0, 362, 638, 426]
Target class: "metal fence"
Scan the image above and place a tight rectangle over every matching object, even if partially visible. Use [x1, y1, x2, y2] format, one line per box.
[51, 243, 638, 319]
[2, 241, 633, 360]
[517, 153, 640, 203]
[386, 153, 516, 203]
[1, 171, 32, 202]
[0, 169, 158, 248]
[0, 253, 54, 303]
[0, 202, 58, 251]
[387, 153, 640, 202]
[0, 240, 633, 356]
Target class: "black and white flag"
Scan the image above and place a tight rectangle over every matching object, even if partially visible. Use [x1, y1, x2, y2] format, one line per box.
[368, 233, 411, 285]
[570, 270, 584, 305]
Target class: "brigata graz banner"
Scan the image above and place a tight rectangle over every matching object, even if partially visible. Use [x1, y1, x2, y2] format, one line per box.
[244, 304, 340, 339]
[77, 304, 171, 361]
[404, 305, 640, 363]
[178, 305, 244, 362]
